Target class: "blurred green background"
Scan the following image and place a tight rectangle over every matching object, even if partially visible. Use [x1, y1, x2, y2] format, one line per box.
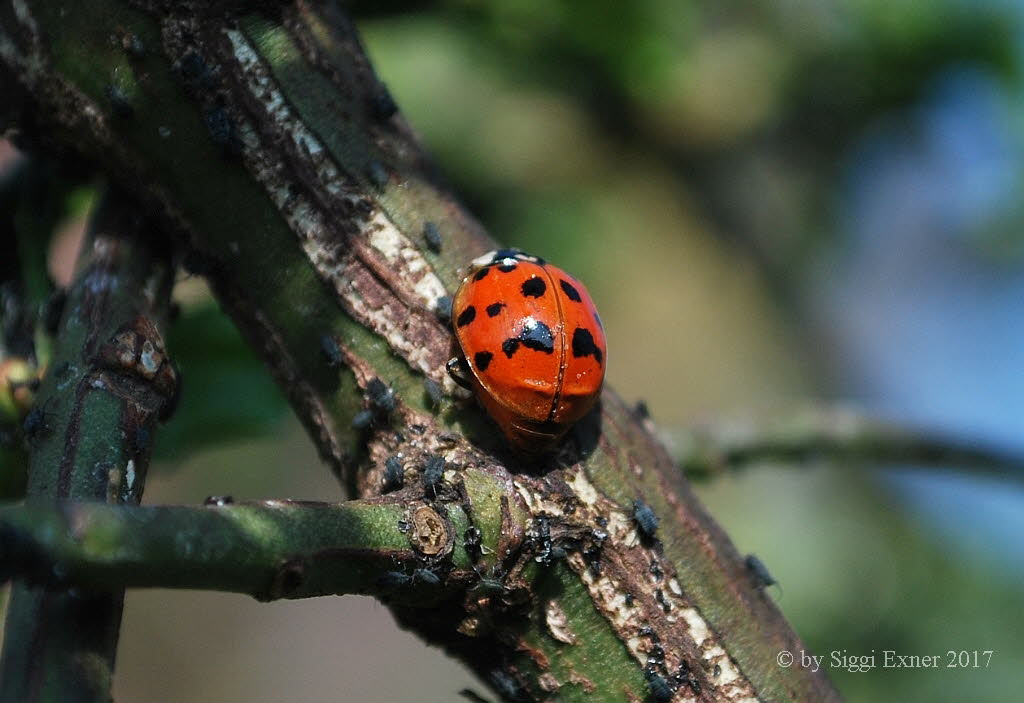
[7, 0, 1024, 700]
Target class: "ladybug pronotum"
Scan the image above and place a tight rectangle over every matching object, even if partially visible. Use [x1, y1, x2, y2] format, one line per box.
[449, 249, 606, 452]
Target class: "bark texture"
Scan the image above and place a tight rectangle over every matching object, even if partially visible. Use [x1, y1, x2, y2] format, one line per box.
[0, 2, 840, 701]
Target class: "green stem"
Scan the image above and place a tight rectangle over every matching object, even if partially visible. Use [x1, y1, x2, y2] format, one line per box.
[0, 498, 480, 601]
[0, 190, 175, 703]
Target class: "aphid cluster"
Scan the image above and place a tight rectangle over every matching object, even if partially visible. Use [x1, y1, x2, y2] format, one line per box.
[672, 660, 702, 695]
[377, 567, 441, 590]
[351, 377, 396, 430]
[639, 626, 704, 700]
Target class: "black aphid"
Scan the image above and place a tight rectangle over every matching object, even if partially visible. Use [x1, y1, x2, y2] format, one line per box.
[203, 105, 240, 154]
[107, 84, 134, 118]
[422, 454, 445, 498]
[424, 222, 442, 253]
[464, 526, 483, 559]
[423, 377, 444, 408]
[489, 670, 524, 702]
[351, 408, 375, 430]
[644, 669, 674, 701]
[320, 334, 343, 367]
[367, 160, 389, 188]
[633, 499, 659, 540]
[436, 295, 453, 324]
[203, 495, 234, 506]
[22, 400, 55, 446]
[383, 456, 404, 493]
[134, 426, 151, 454]
[43, 289, 67, 334]
[745, 554, 777, 589]
[377, 571, 412, 589]
[370, 84, 398, 121]
[655, 589, 671, 613]
[411, 568, 441, 587]
[366, 377, 396, 414]
[649, 559, 663, 580]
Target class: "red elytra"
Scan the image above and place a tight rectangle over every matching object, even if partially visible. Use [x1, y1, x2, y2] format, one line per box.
[450, 249, 606, 452]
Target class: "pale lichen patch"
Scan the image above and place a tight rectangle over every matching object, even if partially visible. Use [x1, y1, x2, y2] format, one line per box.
[544, 599, 578, 645]
[564, 468, 599, 507]
[125, 459, 136, 494]
[223, 27, 449, 380]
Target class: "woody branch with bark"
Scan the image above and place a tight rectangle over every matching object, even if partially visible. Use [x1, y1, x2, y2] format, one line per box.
[1, 2, 1019, 702]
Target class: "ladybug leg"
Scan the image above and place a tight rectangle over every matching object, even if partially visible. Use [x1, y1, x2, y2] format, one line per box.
[446, 357, 473, 390]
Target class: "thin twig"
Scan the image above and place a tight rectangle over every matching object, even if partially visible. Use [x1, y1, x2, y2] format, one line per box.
[675, 406, 1024, 483]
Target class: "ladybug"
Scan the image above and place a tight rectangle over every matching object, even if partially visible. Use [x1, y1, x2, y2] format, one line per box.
[448, 249, 606, 452]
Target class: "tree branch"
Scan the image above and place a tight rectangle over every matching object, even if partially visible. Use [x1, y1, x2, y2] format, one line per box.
[0, 498, 483, 601]
[0, 189, 176, 703]
[677, 406, 1024, 483]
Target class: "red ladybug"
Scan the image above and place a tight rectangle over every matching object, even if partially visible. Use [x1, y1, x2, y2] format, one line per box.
[448, 249, 606, 452]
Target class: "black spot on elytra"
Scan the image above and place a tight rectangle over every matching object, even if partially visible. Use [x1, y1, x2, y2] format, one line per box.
[521, 277, 546, 298]
[572, 327, 603, 364]
[502, 339, 520, 358]
[486, 302, 506, 317]
[456, 306, 476, 327]
[559, 279, 582, 302]
[519, 319, 554, 353]
[497, 261, 517, 273]
[474, 351, 493, 371]
[473, 267, 491, 282]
